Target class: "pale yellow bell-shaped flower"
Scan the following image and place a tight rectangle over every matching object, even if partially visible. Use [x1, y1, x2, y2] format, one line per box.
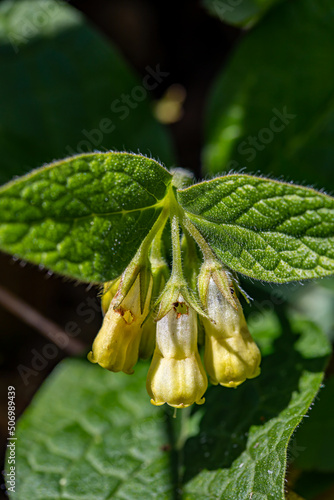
[100, 278, 121, 315]
[88, 274, 152, 374]
[203, 278, 261, 388]
[146, 295, 208, 408]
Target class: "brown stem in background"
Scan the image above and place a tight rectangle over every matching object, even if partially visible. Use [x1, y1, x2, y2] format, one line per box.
[0, 284, 86, 356]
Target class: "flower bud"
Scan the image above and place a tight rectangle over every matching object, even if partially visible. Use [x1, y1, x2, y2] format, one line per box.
[203, 278, 261, 388]
[88, 273, 153, 374]
[146, 295, 207, 408]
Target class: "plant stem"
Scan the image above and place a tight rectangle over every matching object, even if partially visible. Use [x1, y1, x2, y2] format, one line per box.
[0, 284, 86, 355]
[134, 197, 170, 265]
[181, 216, 216, 262]
[170, 214, 184, 280]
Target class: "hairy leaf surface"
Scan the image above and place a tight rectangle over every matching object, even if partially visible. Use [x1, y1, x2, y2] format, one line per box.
[0, 152, 172, 282]
[178, 174, 334, 282]
[8, 313, 331, 499]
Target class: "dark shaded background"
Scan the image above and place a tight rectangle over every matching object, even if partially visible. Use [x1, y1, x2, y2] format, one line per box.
[0, 1, 240, 497]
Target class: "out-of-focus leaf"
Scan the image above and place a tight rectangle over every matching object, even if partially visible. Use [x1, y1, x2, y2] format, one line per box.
[7, 360, 175, 500]
[183, 314, 331, 499]
[288, 281, 334, 342]
[202, 0, 284, 27]
[0, 0, 174, 184]
[290, 376, 334, 472]
[204, 0, 334, 191]
[8, 311, 331, 499]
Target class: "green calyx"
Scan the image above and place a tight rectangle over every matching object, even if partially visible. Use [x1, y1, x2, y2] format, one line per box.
[197, 259, 238, 311]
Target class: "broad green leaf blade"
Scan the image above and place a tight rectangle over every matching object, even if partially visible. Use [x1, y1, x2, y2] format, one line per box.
[8, 359, 174, 500]
[178, 174, 334, 283]
[0, 0, 174, 185]
[290, 376, 334, 472]
[8, 312, 331, 499]
[0, 152, 172, 283]
[183, 314, 331, 500]
[202, 0, 284, 27]
[203, 0, 334, 191]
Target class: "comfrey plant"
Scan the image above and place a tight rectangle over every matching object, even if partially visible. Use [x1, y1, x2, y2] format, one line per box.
[88, 183, 261, 408]
[0, 152, 333, 409]
[2, 1, 334, 498]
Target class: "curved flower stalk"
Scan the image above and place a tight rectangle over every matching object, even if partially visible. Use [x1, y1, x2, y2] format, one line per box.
[201, 272, 261, 388]
[88, 186, 262, 407]
[139, 226, 171, 360]
[88, 271, 153, 374]
[146, 294, 207, 408]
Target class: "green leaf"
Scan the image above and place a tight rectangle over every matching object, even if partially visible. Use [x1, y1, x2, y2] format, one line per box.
[290, 375, 334, 473]
[203, 0, 334, 191]
[183, 314, 331, 499]
[178, 174, 334, 283]
[202, 0, 284, 27]
[0, 0, 173, 184]
[0, 152, 172, 283]
[7, 311, 331, 499]
[8, 360, 175, 500]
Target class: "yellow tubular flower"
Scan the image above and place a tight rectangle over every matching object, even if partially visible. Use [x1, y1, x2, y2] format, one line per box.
[146, 295, 208, 408]
[203, 278, 261, 388]
[88, 274, 153, 374]
[101, 278, 121, 315]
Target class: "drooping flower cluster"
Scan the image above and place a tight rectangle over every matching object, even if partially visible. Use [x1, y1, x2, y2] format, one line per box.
[88, 216, 261, 408]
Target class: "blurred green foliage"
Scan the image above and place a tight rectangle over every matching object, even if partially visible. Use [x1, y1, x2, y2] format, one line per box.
[10, 316, 331, 499]
[202, 0, 284, 27]
[204, 0, 334, 192]
[0, 0, 174, 185]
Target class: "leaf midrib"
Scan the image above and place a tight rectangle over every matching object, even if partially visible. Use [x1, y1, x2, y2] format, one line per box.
[185, 212, 333, 277]
[1, 199, 165, 226]
[184, 209, 334, 241]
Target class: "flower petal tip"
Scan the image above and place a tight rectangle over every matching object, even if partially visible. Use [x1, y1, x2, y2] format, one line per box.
[150, 399, 165, 407]
[87, 351, 96, 364]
